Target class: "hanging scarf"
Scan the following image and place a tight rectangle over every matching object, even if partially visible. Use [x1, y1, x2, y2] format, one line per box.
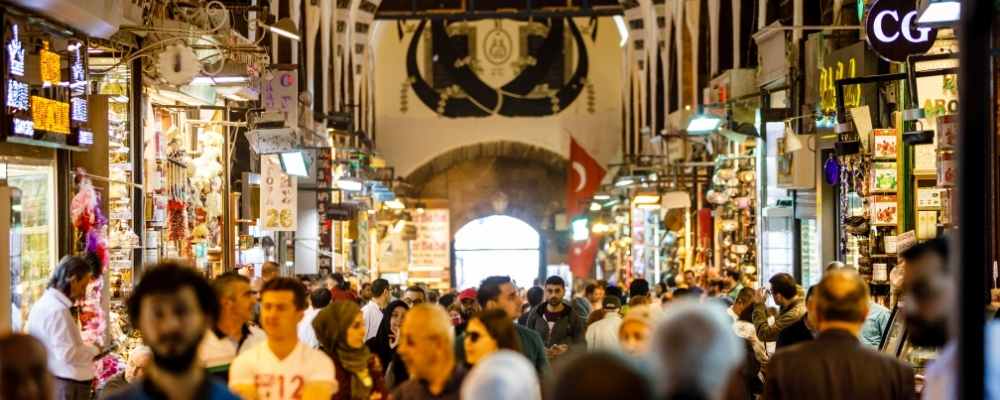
[313, 301, 373, 400]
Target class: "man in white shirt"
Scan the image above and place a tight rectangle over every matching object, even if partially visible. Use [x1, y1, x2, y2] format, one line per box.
[26, 255, 99, 400]
[230, 277, 337, 400]
[200, 273, 267, 382]
[362, 278, 391, 342]
[298, 287, 332, 348]
[586, 296, 623, 351]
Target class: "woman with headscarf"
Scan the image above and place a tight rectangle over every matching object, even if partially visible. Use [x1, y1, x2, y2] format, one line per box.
[460, 350, 541, 400]
[364, 300, 409, 389]
[313, 301, 388, 400]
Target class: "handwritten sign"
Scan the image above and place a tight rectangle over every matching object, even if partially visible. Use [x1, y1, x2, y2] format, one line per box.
[260, 69, 298, 130]
[260, 155, 297, 231]
[410, 209, 450, 269]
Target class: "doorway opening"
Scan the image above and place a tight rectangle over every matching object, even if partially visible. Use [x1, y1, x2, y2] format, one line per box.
[454, 215, 540, 290]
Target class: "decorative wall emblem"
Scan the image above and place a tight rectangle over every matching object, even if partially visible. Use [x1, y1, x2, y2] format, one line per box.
[405, 17, 589, 118]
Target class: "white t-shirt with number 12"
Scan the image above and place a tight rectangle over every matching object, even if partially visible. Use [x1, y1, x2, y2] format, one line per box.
[229, 341, 337, 400]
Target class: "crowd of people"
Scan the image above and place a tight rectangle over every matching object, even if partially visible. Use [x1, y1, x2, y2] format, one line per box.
[2, 237, 999, 399]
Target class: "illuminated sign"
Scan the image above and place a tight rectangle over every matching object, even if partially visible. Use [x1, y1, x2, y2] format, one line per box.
[6, 80, 28, 110]
[865, 0, 938, 62]
[39, 41, 60, 86]
[71, 97, 87, 122]
[7, 24, 23, 76]
[32, 96, 70, 134]
[77, 129, 93, 146]
[12, 118, 33, 137]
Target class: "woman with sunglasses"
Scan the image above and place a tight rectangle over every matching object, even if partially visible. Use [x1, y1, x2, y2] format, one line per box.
[464, 309, 522, 366]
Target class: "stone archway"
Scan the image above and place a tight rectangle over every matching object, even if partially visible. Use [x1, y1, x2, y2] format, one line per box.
[405, 141, 569, 266]
[406, 141, 567, 233]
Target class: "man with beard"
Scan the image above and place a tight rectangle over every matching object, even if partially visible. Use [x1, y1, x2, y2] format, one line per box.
[899, 238, 1000, 399]
[229, 277, 336, 400]
[525, 276, 585, 357]
[200, 273, 266, 382]
[107, 262, 239, 399]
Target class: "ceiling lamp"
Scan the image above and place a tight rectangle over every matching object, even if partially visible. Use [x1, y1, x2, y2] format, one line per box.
[593, 193, 611, 201]
[613, 15, 629, 47]
[279, 151, 310, 177]
[335, 178, 364, 192]
[633, 193, 661, 205]
[614, 176, 636, 187]
[589, 202, 602, 212]
[384, 199, 405, 210]
[571, 217, 590, 241]
[917, 0, 960, 27]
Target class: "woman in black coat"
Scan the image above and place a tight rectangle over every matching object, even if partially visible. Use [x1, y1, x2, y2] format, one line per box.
[364, 300, 409, 389]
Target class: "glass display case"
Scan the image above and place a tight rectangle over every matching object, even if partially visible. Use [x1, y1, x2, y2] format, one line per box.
[3, 160, 57, 332]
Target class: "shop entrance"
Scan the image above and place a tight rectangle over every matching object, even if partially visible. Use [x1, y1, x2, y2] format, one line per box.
[454, 215, 541, 290]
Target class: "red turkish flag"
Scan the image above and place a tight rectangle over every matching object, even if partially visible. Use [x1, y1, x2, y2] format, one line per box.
[567, 137, 606, 278]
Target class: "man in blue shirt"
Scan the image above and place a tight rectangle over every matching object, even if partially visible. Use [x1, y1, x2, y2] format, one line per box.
[859, 301, 891, 348]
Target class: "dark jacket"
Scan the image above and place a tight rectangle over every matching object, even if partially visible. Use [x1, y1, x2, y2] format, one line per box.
[524, 301, 585, 347]
[390, 365, 466, 400]
[764, 329, 915, 400]
[572, 297, 592, 322]
[753, 298, 806, 342]
[454, 324, 550, 375]
[776, 312, 814, 349]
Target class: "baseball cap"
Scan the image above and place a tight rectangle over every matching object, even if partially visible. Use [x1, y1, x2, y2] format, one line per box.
[458, 288, 478, 301]
[602, 296, 622, 310]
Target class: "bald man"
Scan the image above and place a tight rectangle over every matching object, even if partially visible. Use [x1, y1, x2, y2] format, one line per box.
[764, 270, 914, 400]
[393, 304, 467, 400]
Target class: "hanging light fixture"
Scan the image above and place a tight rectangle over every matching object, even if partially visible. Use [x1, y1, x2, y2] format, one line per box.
[262, 17, 301, 41]
[917, 0, 960, 27]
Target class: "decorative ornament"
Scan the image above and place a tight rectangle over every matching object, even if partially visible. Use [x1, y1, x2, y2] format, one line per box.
[156, 44, 201, 86]
[823, 154, 841, 185]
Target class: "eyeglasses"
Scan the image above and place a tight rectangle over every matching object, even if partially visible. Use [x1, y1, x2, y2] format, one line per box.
[467, 332, 482, 343]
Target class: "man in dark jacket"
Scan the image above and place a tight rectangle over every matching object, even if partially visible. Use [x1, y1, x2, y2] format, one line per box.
[764, 269, 914, 400]
[454, 276, 550, 375]
[525, 276, 585, 358]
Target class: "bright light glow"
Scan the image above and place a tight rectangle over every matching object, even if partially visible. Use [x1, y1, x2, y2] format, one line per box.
[648, 173, 658, 182]
[571, 218, 590, 241]
[190, 76, 250, 85]
[454, 215, 540, 290]
[917, 1, 960, 26]
[614, 177, 635, 187]
[589, 202, 602, 212]
[270, 25, 301, 42]
[636, 203, 661, 210]
[384, 199, 405, 210]
[593, 193, 611, 201]
[279, 152, 309, 177]
[687, 116, 723, 133]
[633, 194, 661, 204]
[613, 16, 629, 47]
[336, 178, 363, 192]
[591, 222, 610, 234]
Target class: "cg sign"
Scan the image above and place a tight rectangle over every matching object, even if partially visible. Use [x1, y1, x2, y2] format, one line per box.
[865, 0, 938, 62]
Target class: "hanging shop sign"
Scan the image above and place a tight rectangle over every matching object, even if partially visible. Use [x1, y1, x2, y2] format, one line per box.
[816, 43, 878, 129]
[410, 209, 450, 270]
[260, 67, 298, 130]
[1, 13, 91, 149]
[864, 0, 938, 63]
[260, 155, 297, 231]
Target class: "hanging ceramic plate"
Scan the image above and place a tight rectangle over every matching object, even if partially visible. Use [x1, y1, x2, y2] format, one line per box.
[157, 44, 201, 86]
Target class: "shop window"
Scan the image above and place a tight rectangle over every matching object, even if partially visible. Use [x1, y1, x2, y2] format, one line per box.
[763, 217, 794, 281]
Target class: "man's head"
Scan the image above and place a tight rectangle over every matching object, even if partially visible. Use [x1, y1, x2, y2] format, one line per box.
[458, 288, 478, 313]
[602, 296, 622, 314]
[127, 262, 219, 374]
[0, 334, 53, 400]
[804, 285, 819, 334]
[525, 286, 544, 308]
[683, 270, 696, 287]
[372, 278, 391, 302]
[768, 273, 798, 307]
[48, 255, 94, 301]
[259, 277, 308, 340]
[403, 286, 427, 307]
[544, 276, 566, 307]
[824, 261, 847, 276]
[361, 282, 373, 301]
[310, 288, 333, 310]
[585, 282, 606, 304]
[261, 261, 280, 283]
[398, 304, 455, 380]
[327, 273, 348, 290]
[650, 299, 743, 399]
[478, 276, 521, 319]
[900, 237, 952, 347]
[212, 273, 256, 326]
[629, 278, 650, 299]
[813, 269, 870, 333]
